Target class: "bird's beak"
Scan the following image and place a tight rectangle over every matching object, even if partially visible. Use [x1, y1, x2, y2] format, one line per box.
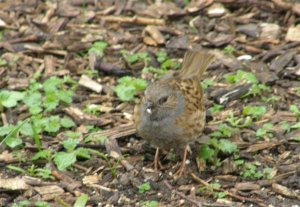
[145, 102, 153, 115]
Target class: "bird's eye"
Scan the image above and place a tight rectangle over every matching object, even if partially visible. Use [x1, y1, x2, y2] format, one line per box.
[158, 96, 168, 104]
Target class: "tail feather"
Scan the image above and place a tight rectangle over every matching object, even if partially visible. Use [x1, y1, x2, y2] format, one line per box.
[177, 51, 214, 80]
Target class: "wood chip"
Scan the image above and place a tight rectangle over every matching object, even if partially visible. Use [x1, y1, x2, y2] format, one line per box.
[259, 23, 280, 39]
[272, 183, 300, 200]
[246, 142, 280, 152]
[79, 75, 103, 93]
[144, 25, 165, 45]
[0, 177, 29, 191]
[285, 25, 300, 42]
[207, 3, 226, 17]
[34, 185, 64, 195]
[235, 182, 261, 191]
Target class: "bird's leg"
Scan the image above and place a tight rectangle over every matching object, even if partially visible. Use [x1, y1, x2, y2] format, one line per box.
[174, 146, 188, 177]
[153, 147, 164, 171]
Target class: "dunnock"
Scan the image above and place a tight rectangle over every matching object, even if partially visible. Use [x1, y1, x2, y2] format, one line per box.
[134, 50, 214, 176]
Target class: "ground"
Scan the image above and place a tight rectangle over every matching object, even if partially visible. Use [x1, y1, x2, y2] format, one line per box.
[0, 0, 300, 207]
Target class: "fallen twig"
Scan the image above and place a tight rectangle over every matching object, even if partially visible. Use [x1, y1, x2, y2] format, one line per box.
[190, 172, 266, 207]
[97, 15, 165, 25]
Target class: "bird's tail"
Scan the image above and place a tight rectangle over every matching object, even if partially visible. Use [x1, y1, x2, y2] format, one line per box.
[177, 51, 214, 80]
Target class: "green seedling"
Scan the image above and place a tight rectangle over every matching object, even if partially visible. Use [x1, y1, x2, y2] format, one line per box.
[226, 111, 252, 128]
[198, 182, 227, 199]
[242, 105, 267, 119]
[199, 137, 237, 165]
[0, 90, 24, 110]
[121, 50, 150, 64]
[141, 201, 159, 207]
[7, 165, 54, 180]
[114, 76, 147, 101]
[290, 104, 300, 118]
[256, 123, 273, 138]
[138, 182, 151, 193]
[202, 79, 216, 90]
[280, 121, 291, 133]
[88, 41, 108, 57]
[209, 124, 234, 138]
[74, 194, 89, 207]
[223, 45, 235, 55]
[208, 104, 224, 113]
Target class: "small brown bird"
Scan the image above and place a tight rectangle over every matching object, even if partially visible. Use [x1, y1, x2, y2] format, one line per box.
[134, 50, 214, 176]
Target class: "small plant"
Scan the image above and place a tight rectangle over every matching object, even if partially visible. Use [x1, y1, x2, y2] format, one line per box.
[12, 200, 50, 207]
[138, 182, 151, 193]
[280, 121, 291, 133]
[256, 123, 273, 138]
[209, 124, 234, 138]
[223, 45, 235, 55]
[242, 105, 267, 120]
[262, 95, 280, 103]
[7, 165, 54, 180]
[74, 194, 89, 207]
[199, 137, 237, 165]
[201, 79, 216, 90]
[141, 201, 159, 207]
[88, 41, 108, 57]
[121, 50, 150, 64]
[224, 70, 270, 97]
[142, 66, 168, 76]
[197, 182, 227, 199]
[241, 162, 263, 179]
[225, 70, 257, 84]
[114, 76, 147, 101]
[209, 104, 224, 113]
[290, 104, 300, 118]
[0, 90, 24, 110]
[226, 111, 252, 128]
[53, 137, 91, 171]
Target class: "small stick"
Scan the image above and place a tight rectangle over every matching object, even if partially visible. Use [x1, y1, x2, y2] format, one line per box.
[97, 15, 165, 25]
[190, 173, 266, 207]
[163, 179, 203, 207]
[163, 179, 229, 207]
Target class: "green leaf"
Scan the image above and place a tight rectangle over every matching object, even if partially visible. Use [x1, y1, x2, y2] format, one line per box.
[0, 90, 24, 108]
[1, 119, 29, 148]
[114, 76, 147, 101]
[61, 117, 75, 128]
[218, 139, 237, 153]
[75, 147, 91, 159]
[156, 51, 168, 63]
[44, 116, 61, 133]
[43, 92, 59, 111]
[141, 201, 159, 207]
[291, 122, 300, 129]
[57, 90, 73, 104]
[138, 182, 151, 193]
[20, 122, 33, 136]
[88, 41, 108, 57]
[74, 194, 89, 207]
[242, 105, 267, 119]
[201, 79, 215, 89]
[32, 149, 51, 161]
[62, 138, 80, 152]
[290, 105, 300, 115]
[43, 77, 62, 93]
[142, 66, 168, 76]
[0, 125, 14, 136]
[198, 145, 215, 160]
[35, 201, 50, 207]
[23, 92, 42, 114]
[6, 165, 27, 174]
[209, 104, 224, 113]
[54, 151, 77, 171]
